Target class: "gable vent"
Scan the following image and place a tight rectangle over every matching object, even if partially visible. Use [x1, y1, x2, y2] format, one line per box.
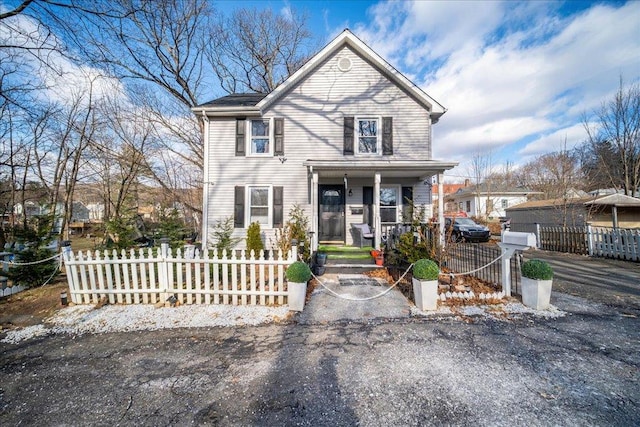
[337, 57, 352, 72]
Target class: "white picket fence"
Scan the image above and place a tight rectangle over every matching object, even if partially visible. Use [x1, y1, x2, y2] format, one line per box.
[63, 245, 297, 306]
[589, 226, 640, 261]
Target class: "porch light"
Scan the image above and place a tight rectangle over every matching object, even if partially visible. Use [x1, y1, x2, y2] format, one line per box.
[348, 189, 353, 197]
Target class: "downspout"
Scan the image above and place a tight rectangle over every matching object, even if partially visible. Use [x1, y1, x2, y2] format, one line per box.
[201, 110, 211, 249]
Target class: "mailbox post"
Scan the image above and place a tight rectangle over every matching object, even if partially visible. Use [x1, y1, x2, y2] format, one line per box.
[498, 231, 537, 297]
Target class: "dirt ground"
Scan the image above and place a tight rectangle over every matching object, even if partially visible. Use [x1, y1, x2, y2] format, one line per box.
[0, 279, 68, 331]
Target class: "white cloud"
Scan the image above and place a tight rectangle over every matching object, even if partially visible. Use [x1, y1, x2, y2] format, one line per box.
[349, 0, 640, 170]
[518, 123, 587, 158]
[0, 11, 125, 107]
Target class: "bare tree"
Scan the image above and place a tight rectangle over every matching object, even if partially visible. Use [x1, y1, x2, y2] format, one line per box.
[582, 78, 640, 196]
[208, 7, 314, 93]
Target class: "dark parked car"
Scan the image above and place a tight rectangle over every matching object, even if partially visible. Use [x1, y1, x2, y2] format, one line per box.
[445, 217, 491, 242]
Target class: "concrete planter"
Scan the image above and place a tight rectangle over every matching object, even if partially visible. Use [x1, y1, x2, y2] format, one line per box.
[521, 277, 553, 310]
[412, 278, 439, 311]
[288, 281, 307, 312]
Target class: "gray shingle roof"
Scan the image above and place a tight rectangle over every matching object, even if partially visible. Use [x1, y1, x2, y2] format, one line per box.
[197, 93, 267, 108]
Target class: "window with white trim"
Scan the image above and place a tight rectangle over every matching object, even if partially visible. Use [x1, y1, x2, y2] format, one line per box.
[380, 186, 399, 223]
[249, 119, 272, 155]
[501, 199, 508, 209]
[247, 185, 272, 226]
[356, 117, 380, 154]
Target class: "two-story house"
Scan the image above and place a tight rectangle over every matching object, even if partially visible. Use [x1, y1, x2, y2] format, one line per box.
[194, 29, 457, 251]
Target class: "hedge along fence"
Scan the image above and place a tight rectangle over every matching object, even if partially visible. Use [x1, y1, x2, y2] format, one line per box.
[62, 244, 297, 306]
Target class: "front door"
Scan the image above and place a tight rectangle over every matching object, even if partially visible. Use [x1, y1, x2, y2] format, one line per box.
[318, 185, 345, 242]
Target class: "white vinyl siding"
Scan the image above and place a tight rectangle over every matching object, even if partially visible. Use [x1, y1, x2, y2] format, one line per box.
[204, 45, 437, 248]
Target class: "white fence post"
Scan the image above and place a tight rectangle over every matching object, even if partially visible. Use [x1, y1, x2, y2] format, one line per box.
[535, 223, 541, 249]
[160, 243, 170, 303]
[587, 224, 594, 256]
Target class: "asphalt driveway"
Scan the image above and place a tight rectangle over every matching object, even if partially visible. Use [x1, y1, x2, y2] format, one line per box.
[1, 289, 638, 426]
[524, 249, 640, 313]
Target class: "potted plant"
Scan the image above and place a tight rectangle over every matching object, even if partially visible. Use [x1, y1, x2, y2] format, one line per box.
[285, 261, 312, 311]
[374, 250, 384, 266]
[412, 259, 440, 311]
[520, 259, 554, 310]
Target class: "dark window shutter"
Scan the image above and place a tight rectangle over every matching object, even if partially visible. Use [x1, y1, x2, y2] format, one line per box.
[363, 186, 373, 225]
[344, 116, 354, 155]
[382, 117, 393, 155]
[236, 119, 246, 156]
[273, 186, 283, 228]
[274, 118, 284, 156]
[234, 186, 245, 228]
[402, 186, 413, 222]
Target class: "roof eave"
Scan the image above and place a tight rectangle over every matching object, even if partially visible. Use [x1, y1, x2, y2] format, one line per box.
[257, 29, 446, 115]
[191, 106, 262, 117]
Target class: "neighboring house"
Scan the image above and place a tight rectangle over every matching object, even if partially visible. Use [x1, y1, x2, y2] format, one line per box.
[86, 203, 105, 222]
[194, 29, 458, 250]
[506, 194, 640, 233]
[447, 184, 540, 220]
[433, 180, 470, 214]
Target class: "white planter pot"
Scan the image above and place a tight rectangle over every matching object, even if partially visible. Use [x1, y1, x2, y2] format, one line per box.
[287, 281, 307, 312]
[412, 278, 439, 311]
[521, 277, 553, 310]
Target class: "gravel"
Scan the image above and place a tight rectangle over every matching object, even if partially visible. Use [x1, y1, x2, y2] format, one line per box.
[2, 295, 566, 345]
[1, 304, 292, 344]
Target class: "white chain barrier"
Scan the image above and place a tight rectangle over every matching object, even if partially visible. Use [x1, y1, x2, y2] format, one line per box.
[0, 252, 62, 266]
[309, 262, 415, 302]
[442, 250, 507, 277]
[305, 247, 506, 301]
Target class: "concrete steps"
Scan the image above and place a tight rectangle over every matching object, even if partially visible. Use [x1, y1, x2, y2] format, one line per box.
[315, 246, 383, 275]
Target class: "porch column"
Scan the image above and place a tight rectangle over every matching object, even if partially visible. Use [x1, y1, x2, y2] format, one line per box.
[374, 172, 381, 249]
[438, 173, 445, 247]
[312, 172, 319, 251]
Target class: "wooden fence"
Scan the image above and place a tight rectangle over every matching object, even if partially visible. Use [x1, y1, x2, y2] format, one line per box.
[63, 245, 296, 306]
[538, 226, 588, 254]
[537, 225, 640, 261]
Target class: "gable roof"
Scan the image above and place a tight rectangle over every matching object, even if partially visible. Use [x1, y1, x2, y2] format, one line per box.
[451, 183, 540, 198]
[507, 194, 640, 211]
[194, 29, 446, 121]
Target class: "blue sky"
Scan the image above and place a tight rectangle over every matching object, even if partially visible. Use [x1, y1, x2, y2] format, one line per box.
[2, 0, 638, 182]
[222, 0, 640, 180]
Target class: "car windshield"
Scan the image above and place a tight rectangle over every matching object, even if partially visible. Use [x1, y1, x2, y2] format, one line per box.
[455, 218, 478, 226]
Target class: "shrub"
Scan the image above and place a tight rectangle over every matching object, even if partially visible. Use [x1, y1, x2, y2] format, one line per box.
[521, 259, 553, 280]
[272, 205, 311, 262]
[246, 222, 264, 256]
[413, 259, 440, 281]
[285, 261, 312, 283]
[212, 216, 241, 255]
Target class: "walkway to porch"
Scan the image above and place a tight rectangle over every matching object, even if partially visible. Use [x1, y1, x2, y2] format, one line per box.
[297, 273, 411, 324]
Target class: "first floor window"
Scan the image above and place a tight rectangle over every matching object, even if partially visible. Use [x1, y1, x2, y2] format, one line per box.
[357, 117, 379, 154]
[380, 187, 398, 223]
[466, 201, 471, 212]
[250, 119, 270, 155]
[248, 186, 270, 225]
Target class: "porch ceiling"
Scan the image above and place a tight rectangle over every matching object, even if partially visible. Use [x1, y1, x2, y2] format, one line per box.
[303, 159, 458, 180]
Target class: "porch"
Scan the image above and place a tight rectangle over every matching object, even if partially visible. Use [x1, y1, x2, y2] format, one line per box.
[304, 159, 457, 252]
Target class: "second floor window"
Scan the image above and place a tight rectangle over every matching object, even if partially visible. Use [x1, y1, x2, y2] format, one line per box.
[357, 117, 379, 154]
[250, 119, 271, 155]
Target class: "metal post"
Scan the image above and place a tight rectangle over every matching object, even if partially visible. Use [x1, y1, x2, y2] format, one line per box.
[160, 242, 170, 302]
